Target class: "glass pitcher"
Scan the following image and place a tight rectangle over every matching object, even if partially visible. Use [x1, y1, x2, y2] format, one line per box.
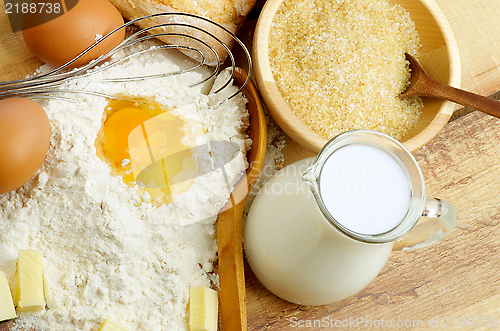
[244, 129, 455, 306]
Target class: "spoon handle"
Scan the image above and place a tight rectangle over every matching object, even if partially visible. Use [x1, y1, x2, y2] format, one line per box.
[422, 78, 500, 118]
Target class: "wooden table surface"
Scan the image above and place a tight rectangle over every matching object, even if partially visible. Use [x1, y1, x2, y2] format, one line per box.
[1, 0, 500, 330]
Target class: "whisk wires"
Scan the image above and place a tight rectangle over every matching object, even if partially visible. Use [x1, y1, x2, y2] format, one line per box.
[0, 12, 252, 102]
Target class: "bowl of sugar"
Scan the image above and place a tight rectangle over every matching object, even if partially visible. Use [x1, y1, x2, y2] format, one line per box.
[253, 0, 461, 153]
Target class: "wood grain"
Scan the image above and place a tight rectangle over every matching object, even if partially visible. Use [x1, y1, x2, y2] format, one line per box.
[436, 0, 500, 97]
[0, 321, 14, 331]
[0, 3, 42, 82]
[245, 111, 500, 331]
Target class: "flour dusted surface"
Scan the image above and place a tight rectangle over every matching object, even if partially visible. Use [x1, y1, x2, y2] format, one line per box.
[0, 42, 249, 330]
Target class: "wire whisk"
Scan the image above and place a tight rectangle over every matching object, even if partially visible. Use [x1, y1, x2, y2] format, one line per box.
[0, 12, 252, 102]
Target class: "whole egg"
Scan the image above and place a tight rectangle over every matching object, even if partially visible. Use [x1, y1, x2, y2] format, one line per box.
[22, 0, 125, 68]
[0, 98, 51, 194]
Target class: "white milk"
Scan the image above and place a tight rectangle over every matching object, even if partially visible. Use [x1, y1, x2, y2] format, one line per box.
[244, 158, 393, 306]
[320, 144, 411, 234]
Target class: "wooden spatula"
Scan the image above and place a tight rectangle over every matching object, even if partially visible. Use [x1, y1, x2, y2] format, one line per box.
[217, 67, 267, 331]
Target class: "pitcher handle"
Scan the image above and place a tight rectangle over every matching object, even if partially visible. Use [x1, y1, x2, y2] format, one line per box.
[392, 198, 456, 251]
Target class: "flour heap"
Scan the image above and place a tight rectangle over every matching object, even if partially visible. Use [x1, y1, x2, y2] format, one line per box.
[0, 40, 250, 331]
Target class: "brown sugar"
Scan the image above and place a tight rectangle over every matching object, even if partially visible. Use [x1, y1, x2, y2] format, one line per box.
[269, 0, 423, 140]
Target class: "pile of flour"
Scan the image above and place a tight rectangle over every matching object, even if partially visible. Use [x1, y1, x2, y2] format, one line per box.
[0, 39, 249, 331]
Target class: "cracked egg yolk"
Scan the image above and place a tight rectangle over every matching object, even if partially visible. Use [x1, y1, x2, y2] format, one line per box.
[95, 97, 195, 205]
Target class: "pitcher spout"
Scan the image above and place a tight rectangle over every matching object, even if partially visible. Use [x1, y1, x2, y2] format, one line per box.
[302, 162, 319, 192]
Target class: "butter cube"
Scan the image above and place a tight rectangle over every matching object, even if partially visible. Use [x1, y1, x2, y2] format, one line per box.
[98, 319, 127, 331]
[16, 249, 45, 312]
[0, 271, 16, 321]
[189, 286, 218, 331]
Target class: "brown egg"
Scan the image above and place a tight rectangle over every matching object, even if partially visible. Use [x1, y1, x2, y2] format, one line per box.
[22, 0, 125, 68]
[0, 98, 51, 195]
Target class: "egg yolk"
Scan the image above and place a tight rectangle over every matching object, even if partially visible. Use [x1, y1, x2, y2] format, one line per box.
[95, 97, 196, 205]
[101, 107, 153, 167]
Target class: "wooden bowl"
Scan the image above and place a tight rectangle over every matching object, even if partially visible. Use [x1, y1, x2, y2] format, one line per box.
[253, 0, 461, 153]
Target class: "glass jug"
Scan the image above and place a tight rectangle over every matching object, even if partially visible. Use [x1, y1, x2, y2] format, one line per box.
[244, 130, 455, 306]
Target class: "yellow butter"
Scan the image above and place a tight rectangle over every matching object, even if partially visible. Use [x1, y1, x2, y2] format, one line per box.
[0, 271, 16, 322]
[98, 318, 127, 331]
[16, 249, 45, 312]
[189, 286, 218, 331]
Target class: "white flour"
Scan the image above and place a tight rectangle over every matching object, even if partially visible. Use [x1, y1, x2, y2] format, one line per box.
[0, 39, 249, 330]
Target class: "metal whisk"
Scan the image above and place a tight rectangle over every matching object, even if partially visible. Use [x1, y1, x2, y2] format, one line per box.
[0, 12, 252, 102]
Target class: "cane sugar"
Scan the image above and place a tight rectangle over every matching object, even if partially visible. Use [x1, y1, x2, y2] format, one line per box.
[269, 0, 423, 140]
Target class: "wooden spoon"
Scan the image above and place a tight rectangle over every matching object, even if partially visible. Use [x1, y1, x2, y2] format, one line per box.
[399, 53, 500, 118]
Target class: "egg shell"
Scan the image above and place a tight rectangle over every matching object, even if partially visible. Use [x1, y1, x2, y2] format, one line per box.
[22, 0, 125, 68]
[0, 98, 51, 195]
